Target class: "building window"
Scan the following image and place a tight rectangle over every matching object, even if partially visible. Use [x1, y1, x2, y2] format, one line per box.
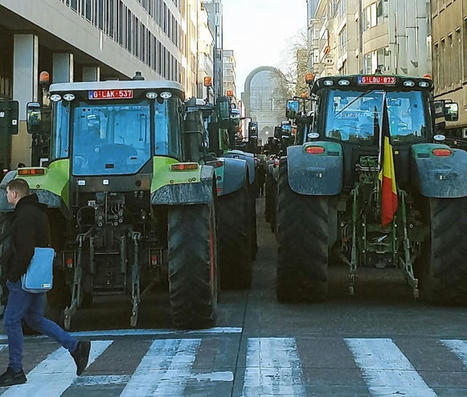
[338, 26, 347, 52]
[440, 39, 445, 89]
[363, 1, 384, 31]
[433, 43, 439, 92]
[447, 34, 453, 87]
[363, 47, 388, 74]
[464, 19, 467, 81]
[337, 0, 346, 20]
[454, 29, 462, 85]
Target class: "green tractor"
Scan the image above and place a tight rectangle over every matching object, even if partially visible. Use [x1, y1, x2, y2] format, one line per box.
[184, 97, 254, 289]
[0, 80, 218, 329]
[276, 74, 467, 303]
[211, 96, 258, 260]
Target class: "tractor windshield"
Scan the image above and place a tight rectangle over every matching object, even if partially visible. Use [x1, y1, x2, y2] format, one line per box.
[71, 100, 151, 175]
[324, 90, 429, 144]
[50, 96, 183, 175]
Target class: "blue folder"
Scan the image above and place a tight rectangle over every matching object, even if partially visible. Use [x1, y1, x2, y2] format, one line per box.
[21, 247, 54, 293]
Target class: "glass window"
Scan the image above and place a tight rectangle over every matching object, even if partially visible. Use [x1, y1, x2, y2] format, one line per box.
[464, 20, 467, 80]
[85, 0, 92, 20]
[72, 100, 151, 175]
[433, 43, 439, 92]
[50, 101, 70, 161]
[324, 90, 429, 144]
[98, 0, 104, 29]
[154, 98, 182, 159]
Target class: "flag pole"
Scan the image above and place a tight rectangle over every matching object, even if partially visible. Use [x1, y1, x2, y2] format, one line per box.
[377, 92, 387, 172]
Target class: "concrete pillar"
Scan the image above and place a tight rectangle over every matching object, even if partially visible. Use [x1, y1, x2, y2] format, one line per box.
[12, 33, 38, 168]
[52, 53, 74, 83]
[82, 66, 100, 82]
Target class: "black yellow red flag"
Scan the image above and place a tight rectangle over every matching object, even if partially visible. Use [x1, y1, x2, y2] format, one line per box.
[379, 97, 398, 226]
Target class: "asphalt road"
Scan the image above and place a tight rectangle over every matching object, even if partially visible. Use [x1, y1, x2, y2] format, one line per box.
[0, 198, 466, 396]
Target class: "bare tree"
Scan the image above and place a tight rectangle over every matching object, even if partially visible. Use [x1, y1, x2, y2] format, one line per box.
[276, 29, 311, 99]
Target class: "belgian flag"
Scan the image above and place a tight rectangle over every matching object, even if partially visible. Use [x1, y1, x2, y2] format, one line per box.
[379, 97, 398, 227]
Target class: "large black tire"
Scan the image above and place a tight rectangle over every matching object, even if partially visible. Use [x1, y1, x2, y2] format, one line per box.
[276, 162, 329, 302]
[417, 197, 467, 304]
[218, 184, 252, 289]
[249, 188, 258, 260]
[168, 203, 218, 329]
[265, 173, 275, 226]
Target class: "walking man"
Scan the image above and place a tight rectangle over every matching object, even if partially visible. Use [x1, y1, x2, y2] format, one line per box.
[0, 178, 90, 386]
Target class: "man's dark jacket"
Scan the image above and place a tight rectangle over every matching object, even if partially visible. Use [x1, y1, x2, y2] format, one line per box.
[7, 194, 50, 282]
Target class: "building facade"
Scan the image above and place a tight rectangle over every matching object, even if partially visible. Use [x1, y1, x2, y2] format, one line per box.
[223, 49, 237, 101]
[308, 0, 431, 78]
[431, 0, 467, 134]
[198, 2, 214, 100]
[242, 66, 287, 143]
[0, 0, 223, 167]
[203, 0, 223, 98]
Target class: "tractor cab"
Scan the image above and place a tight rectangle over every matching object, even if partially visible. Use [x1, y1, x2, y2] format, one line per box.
[309, 75, 442, 191]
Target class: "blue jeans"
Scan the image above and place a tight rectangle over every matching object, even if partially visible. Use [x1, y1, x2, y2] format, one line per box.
[3, 280, 78, 372]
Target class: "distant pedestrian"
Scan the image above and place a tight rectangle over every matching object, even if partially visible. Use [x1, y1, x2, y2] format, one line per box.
[0, 178, 90, 386]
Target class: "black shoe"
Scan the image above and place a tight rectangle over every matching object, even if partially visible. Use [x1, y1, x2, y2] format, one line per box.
[0, 367, 27, 387]
[71, 341, 91, 376]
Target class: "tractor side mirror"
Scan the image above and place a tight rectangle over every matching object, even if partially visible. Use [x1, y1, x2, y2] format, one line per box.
[286, 99, 299, 119]
[183, 109, 204, 162]
[217, 97, 230, 121]
[444, 102, 459, 122]
[274, 126, 282, 139]
[0, 100, 19, 135]
[434, 100, 459, 122]
[248, 121, 258, 140]
[26, 102, 42, 134]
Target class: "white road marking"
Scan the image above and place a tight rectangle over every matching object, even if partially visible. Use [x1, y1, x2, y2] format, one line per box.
[345, 338, 437, 397]
[441, 339, 467, 366]
[0, 344, 7, 352]
[242, 337, 306, 397]
[119, 338, 201, 396]
[192, 371, 234, 382]
[0, 327, 242, 341]
[1, 340, 113, 397]
[74, 374, 130, 386]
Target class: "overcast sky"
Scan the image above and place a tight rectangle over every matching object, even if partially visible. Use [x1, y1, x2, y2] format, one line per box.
[223, 0, 307, 95]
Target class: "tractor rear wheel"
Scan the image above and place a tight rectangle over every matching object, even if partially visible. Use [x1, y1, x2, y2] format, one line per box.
[168, 203, 217, 328]
[250, 190, 258, 260]
[276, 162, 329, 302]
[218, 184, 252, 289]
[418, 197, 467, 304]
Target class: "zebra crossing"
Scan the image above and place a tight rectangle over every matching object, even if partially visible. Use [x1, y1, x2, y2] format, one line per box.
[0, 334, 466, 396]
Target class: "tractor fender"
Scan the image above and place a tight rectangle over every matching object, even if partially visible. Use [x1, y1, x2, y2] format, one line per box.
[224, 150, 255, 185]
[0, 170, 17, 188]
[411, 144, 467, 198]
[221, 158, 248, 196]
[287, 143, 343, 196]
[151, 165, 215, 205]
